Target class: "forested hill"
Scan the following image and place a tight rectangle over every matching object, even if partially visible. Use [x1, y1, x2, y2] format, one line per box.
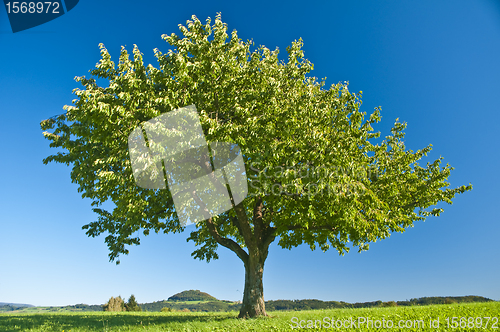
[167, 290, 218, 302]
[0, 302, 33, 307]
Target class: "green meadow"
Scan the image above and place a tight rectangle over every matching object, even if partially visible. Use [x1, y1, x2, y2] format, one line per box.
[0, 302, 498, 331]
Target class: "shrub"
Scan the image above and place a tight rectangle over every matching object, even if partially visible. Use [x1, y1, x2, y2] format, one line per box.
[381, 301, 398, 307]
[103, 296, 125, 312]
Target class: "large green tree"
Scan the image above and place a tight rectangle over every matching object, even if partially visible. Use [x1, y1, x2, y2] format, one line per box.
[41, 14, 472, 318]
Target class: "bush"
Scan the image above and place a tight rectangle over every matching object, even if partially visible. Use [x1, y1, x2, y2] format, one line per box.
[381, 301, 398, 307]
[161, 307, 172, 312]
[103, 296, 125, 312]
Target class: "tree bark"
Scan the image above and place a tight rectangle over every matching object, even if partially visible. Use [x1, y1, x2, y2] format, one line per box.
[238, 248, 268, 318]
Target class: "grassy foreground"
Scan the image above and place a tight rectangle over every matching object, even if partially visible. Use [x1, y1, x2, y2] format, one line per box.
[0, 302, 498, 331]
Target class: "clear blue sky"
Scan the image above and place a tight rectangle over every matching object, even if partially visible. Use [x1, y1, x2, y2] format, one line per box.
[1, 0, 499, 307]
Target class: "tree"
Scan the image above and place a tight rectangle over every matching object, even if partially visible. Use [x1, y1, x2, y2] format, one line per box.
[125, 294, 142, 312]
[103, 296, 125, 312]
[41, 14, 472, 318]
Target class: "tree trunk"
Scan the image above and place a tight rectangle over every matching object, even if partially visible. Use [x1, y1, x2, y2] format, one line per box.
[238, 251, 267, 318]
[201, 195, 274, 318]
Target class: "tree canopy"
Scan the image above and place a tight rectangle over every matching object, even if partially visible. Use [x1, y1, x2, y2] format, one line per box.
[41, 13, 472, 317]
[125, 294, 141, 312]
[103, 296, 124, 312]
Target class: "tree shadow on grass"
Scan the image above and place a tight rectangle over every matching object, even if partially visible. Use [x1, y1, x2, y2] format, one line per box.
[0, 312, 238, 331]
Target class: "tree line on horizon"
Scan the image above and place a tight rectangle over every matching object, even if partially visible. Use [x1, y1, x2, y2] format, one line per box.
[0, 295, 493, 313]
[265, 295, 494, 311]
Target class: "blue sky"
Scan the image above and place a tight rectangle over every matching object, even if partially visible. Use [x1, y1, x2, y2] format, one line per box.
[0, 0, 499, 307]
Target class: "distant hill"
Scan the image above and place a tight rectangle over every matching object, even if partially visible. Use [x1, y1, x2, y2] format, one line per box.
[0, 302, 33, 307]
[167, 290, 218, 302]
[0, 303, 102, 313]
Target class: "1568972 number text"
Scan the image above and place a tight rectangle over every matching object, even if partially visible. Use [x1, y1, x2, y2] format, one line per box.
[445, 316, 498, 329]
[5, 2, 60, 14]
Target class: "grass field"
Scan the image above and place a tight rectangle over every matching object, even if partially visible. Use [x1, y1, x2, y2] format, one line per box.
[0, 302, 498, 331]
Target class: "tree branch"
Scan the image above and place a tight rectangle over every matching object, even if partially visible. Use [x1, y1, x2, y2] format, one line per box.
[253, 196, 264, 242]
[234, 202, 257, 251]
[262, 226, 276, 250]
[204, 216, 249, 264]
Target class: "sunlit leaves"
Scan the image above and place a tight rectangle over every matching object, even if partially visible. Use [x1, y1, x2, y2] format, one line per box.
[41, 13, 472, 264]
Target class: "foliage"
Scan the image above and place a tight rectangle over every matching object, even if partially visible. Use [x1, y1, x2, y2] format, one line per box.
[63, 304, 103, 312]
[396, 295, 494, 306]
[41, 12, 471, 264]
[381, 301, 398, 307]
[265, 299, 346, 311]
[139, 300, 240, 313]
[125, 295, 142, 312]
[103, 296, 125, 312]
